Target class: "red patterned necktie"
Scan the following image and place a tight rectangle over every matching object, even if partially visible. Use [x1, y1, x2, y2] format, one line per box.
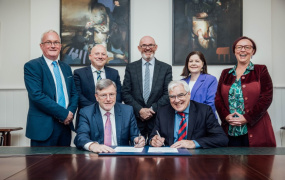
[104, 112, 112, 146]
[177, 112, 187, 141]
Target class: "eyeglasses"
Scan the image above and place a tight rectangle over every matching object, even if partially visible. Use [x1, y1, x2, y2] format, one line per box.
[235, 45, 253, 51]
[140, 44, 156, 49]
[169, 92, 188, 100]
[41, 41, 61, 47]
[98, 93, 116, 99]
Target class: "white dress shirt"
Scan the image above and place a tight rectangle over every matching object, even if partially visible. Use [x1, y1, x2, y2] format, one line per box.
[84, 106, 117, 151]
[44, 56, 69, 108]
[188, 80, 196, 93]
[142, 57, 155, 93]
[91, 65, 106, 85]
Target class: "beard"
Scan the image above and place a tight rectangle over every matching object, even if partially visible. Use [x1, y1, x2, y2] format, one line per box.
[141, 51, 154, 61]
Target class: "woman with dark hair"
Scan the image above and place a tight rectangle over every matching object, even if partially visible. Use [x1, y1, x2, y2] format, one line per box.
[215, 36, 276, 147]
[181, 51, 218, 116]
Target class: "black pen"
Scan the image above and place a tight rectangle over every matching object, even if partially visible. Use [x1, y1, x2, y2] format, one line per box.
[156, 130, 165, 146]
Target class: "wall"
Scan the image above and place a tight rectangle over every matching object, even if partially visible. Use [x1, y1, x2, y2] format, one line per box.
[0, 0, 284, 146]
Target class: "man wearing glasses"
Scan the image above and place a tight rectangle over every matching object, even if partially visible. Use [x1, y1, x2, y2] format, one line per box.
[122, 36, 172, 140]
[74, 79, 145, 153]
[149, 80, 228, 148]
[24, 30, 78, 146]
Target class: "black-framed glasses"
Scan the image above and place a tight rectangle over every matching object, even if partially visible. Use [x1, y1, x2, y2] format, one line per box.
[235, 45, 252, 51]
[140, 44, 156, 49]
[41, 41, 61, 46]
[169, 92, 188, 100]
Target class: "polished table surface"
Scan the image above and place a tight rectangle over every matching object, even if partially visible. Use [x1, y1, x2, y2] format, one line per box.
[1, 147, 285, 180]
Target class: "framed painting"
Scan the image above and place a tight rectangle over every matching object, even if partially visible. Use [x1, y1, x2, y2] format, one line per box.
[173, 0, 243, 65]
[60, 0, 130, 66]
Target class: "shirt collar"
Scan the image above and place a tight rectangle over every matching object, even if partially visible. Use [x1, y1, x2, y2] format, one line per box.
[142, 57, 155, 65]
[228, 61, 254, 74]
[43, 55, 59, 66]
[99, 105, 115, 117]
[91, 64, 105, 73]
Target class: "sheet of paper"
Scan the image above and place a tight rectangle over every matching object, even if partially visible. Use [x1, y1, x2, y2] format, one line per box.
[148, 147, 178, 153]
[114, 147, 144, 152]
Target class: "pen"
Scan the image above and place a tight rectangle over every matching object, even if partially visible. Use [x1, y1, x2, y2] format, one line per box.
[156, 130, 165, 146]
[135, 133, 141, 146]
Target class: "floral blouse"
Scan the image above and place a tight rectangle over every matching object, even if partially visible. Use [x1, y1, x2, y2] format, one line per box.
[228, 62, 254, 136]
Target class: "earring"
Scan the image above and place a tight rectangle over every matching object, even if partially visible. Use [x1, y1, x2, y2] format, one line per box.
[201, 67, 203, 72]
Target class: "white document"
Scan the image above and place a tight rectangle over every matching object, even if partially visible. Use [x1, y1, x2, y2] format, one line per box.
[148, 147, 178, 153]
[114, 147, 144, 152]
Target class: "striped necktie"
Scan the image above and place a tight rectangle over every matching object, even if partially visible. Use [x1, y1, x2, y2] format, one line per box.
[52, 61, 66, 108]
[96, 70, 102, 81]
[177, 112, 187, 141]
[143, 62, 150, 103]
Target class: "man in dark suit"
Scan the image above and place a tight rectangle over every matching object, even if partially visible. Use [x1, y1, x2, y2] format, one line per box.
[74, 79, 145, 153]
[122, 36, 172, 138]
[73, 44, 121, 129]
[150, 80, 228, 148]
[24, 30, 78, 146]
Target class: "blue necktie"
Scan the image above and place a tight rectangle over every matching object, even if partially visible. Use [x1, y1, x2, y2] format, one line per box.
[52, 61, 66, 108]
[96, 70, 102, 81]
[143, 62, 150, 103]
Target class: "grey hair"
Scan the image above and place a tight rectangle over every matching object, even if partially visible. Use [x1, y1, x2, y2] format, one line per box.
[168, 80, 190, 94]
[95, 79, 117, 94]
[40, 30, 61, 43]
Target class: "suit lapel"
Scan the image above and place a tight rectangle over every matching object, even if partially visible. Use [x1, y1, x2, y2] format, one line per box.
[191, 74, 205, 100]
[167, 105, 176, 145]
[136, 60, 144, 99]
[85, 66, 95, 95]
[187, 101, 197, 139]
[93, 103, 104, 142]
[40, 57, 56, 98]
[58, 61, 70, 95]
[114, 104, 122, 145]
[149, 59, 160, 101]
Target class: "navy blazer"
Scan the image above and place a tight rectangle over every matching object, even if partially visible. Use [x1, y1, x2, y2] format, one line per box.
[73, 66, 122, 108]
[149, 101, 228, 148]
[182, 74, 218, 115]
[24, 56, 78, 141]
[74, 103, 140, 149]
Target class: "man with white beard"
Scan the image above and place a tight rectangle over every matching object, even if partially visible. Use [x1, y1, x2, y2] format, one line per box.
[122, 36, 172, 139]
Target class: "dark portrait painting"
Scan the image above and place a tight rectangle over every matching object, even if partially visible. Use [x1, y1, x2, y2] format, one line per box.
[60, 0, 130, 66]
[173, 0, 243, 65]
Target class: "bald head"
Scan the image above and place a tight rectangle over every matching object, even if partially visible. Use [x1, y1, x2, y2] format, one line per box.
[89, 45, 108, 70]
[138, 36, 158, 61]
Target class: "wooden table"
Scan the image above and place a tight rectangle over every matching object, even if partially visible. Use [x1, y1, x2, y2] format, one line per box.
[1, 147, 285, 180]
[0, 127, 23, 146]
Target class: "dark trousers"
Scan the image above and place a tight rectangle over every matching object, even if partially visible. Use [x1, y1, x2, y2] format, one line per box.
[31, 121, 71, 147]
[228, 134, 249, 147]
[136, 117, 155, 140]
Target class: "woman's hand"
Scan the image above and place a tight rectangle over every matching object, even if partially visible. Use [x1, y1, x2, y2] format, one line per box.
[226, 112, 248, 126]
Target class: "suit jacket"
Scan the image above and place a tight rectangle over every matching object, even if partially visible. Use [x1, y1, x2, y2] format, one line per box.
[24, 56, 78, 141]
[74, 103, 140, 149]
[73, 65, 122, 108]
[182, 74, 218, 115]
[149, 101, 228, 148]
[215, 65, 276, 147]
[122, 58, 172, 117]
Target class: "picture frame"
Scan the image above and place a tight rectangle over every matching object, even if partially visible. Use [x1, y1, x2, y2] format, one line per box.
[173, 0, 243, 65]
[60, 0, 130, 66]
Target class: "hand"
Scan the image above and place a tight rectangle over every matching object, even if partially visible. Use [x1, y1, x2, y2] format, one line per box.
[150, 135, 165, 147]
[89, 143, 115, 153]
[139, 108, 155, 121]
[134, 136, 146, 148]
[63, 111, 73, 125]
[170, 140, 196, 149]
[227, 112, 248, 126]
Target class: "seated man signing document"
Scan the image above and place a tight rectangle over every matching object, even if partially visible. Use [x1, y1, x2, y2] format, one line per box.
[74, 79, 145, 153]
[150, 80, 228, 148]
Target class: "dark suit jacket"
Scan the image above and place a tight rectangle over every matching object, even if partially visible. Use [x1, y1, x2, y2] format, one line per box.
[182, 74, 218, 115]
[74, 103, 140, 149]
[122, 58, 172, 117]
[74, 65, 122, 108]
[150, 101, 228, 148]
[24, 56, 78, 141]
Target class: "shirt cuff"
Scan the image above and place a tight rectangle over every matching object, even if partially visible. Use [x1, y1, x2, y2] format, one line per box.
[193, 140, 201, 148]
[84, 142, 96, 151]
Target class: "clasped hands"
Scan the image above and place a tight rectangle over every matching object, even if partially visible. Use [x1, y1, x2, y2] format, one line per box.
[225, 111, 247, 126]
[89, 136, 146, 153]
[150, 135, 196, 149]
[139, 108, 155, 121]
[63, 111, 73, 125]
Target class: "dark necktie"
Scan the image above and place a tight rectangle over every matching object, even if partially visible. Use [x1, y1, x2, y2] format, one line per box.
[177, 112, 187, 141]
[52, 61, 66, 108]
[96, 70, 102, 81]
